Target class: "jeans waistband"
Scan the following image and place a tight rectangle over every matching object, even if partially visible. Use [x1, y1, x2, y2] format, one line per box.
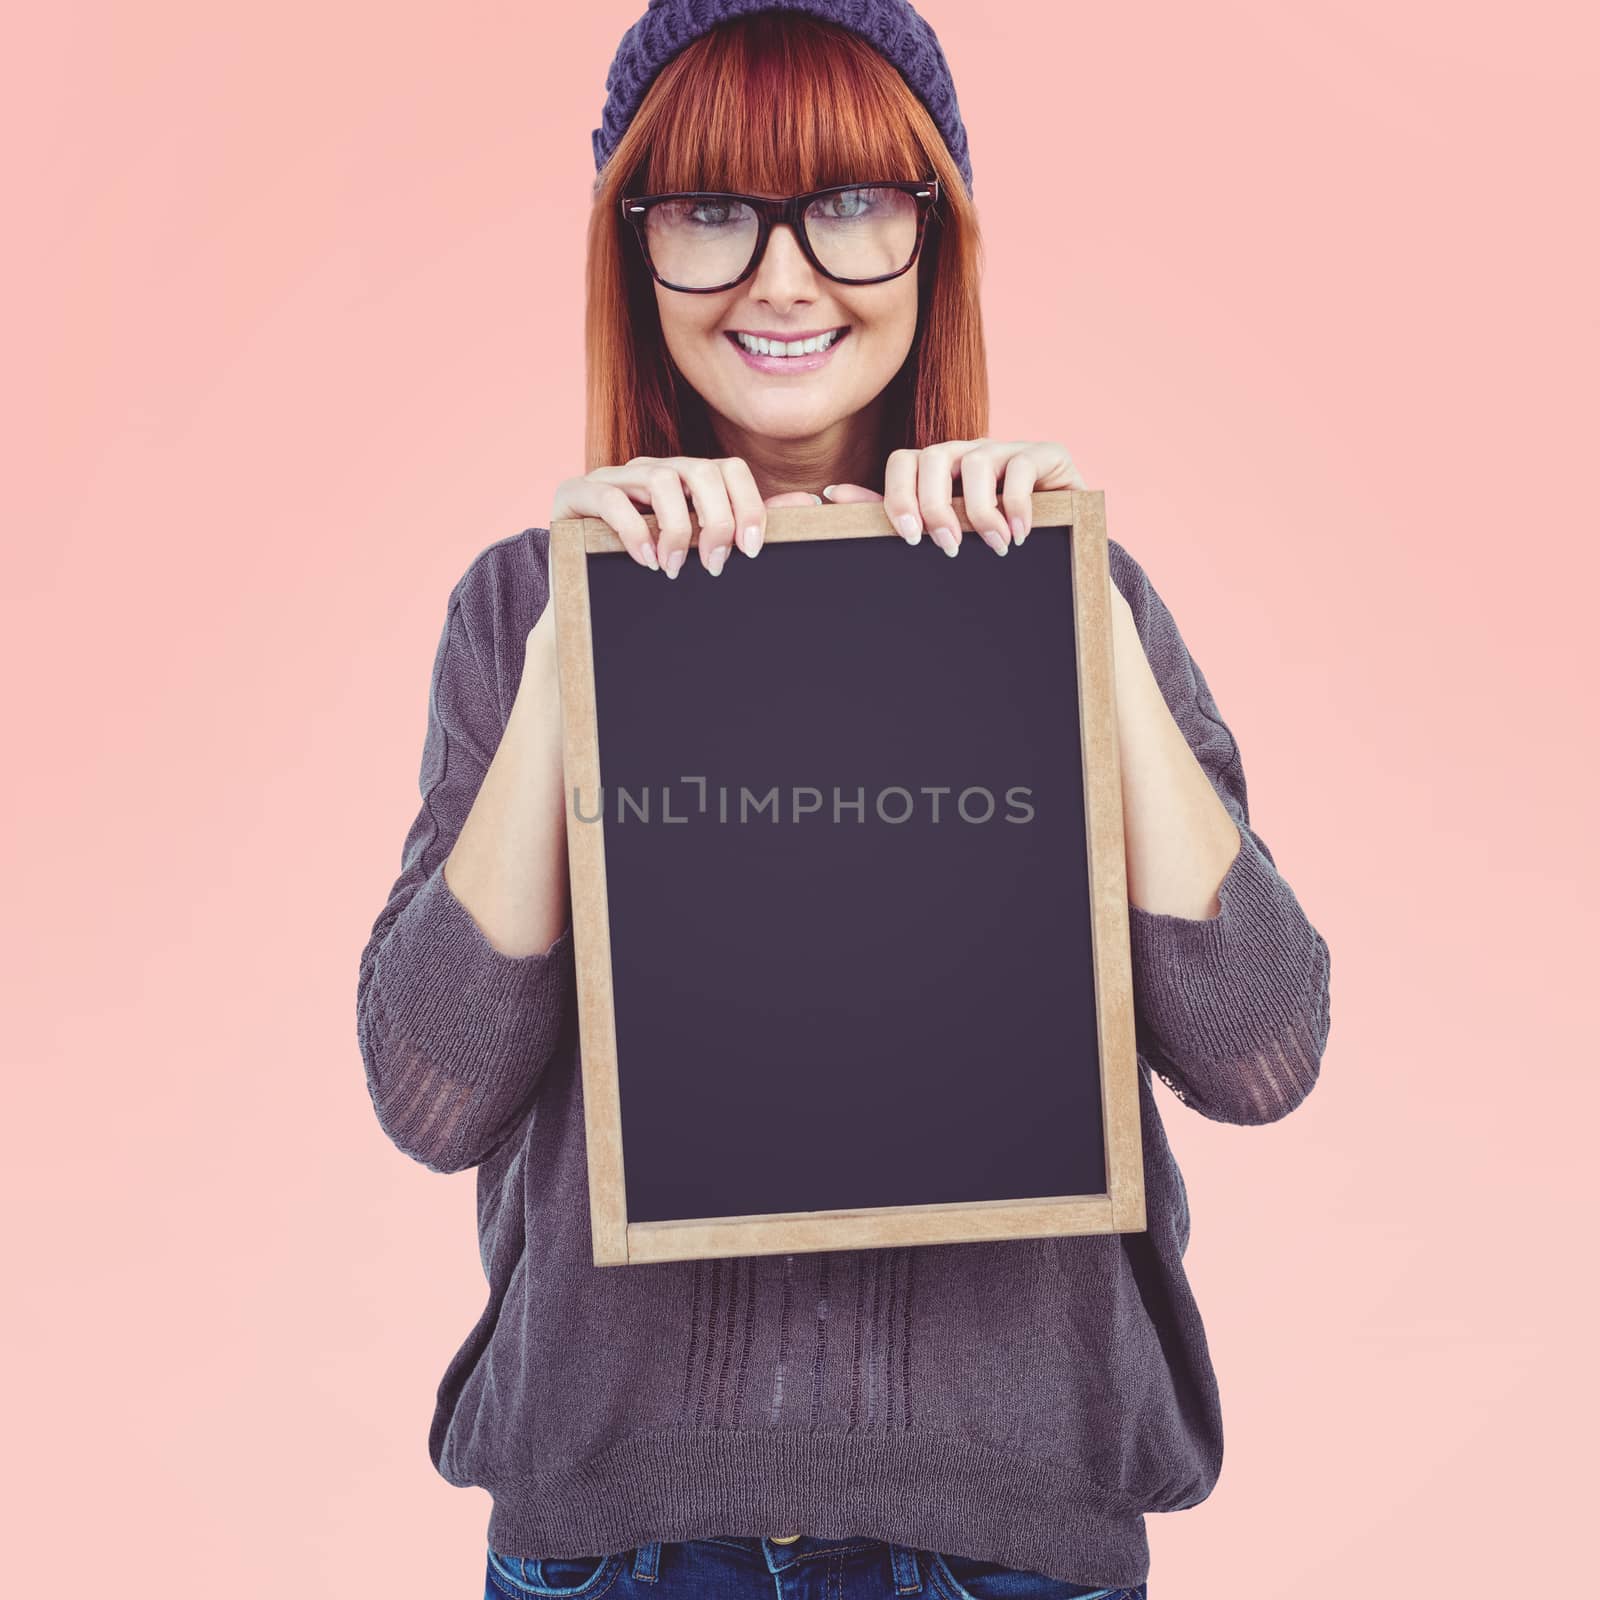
[630, 1536, 923, 1590]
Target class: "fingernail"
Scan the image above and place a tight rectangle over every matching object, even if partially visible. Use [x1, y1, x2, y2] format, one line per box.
[807, 492, 823, 505]
[895, 513, 922, 544]
[983, 528, 1008, 556]
[740, 526, 762, 557]
[821, 485, 838, 501]
[1009, 515, 1026, 546]
[707, 545, 727, 577]
[665, 548, 685, 579]
[933, 526, 959, 557]
[640, 542, 659, 571]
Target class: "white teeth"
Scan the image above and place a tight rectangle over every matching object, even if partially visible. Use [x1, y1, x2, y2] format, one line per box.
[734, 328, 842, 356]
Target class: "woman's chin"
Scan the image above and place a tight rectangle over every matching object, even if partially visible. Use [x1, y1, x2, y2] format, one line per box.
[720, 395, 853, 441]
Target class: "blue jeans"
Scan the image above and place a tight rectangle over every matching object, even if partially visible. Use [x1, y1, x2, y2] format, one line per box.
[484, 1535, 1148, 1599]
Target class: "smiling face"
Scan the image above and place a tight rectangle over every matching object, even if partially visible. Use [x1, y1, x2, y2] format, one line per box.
[652, 209, 920, 455]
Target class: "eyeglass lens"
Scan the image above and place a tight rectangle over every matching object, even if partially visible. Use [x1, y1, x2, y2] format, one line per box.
[644, 186, 919, 289]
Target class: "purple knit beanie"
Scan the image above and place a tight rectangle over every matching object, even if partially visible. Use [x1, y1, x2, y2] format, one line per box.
[592, 0, 974, 196]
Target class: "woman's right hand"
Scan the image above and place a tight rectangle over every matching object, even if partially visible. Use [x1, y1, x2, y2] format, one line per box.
[551, 456, 796, 579]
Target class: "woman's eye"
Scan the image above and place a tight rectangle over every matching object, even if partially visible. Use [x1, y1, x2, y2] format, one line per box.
[821, 190, 872, 219]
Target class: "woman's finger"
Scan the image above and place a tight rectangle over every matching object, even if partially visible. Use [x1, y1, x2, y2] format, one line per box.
[594, 482, 660, 568]
[677, 457, 737, 577]
[1032, 444, 1088, 493]
[642, 463, 695, 579]
[917, 443, 968, 558]
[1001, 451, 1041, 546]
[882, 449, 923, 544]
[719, 457, 768, 558]
[954, 444, 1012, 556]
[552, 470, 659, 570]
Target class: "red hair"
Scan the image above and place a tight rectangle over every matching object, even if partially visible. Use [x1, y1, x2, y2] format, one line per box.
[583, 13, 988, 487]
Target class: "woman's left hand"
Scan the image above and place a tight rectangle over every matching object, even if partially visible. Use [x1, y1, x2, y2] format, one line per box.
[820, 439, 1087, 556]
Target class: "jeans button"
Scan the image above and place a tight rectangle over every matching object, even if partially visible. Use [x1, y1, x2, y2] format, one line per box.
[768, 1534, 802, 1544]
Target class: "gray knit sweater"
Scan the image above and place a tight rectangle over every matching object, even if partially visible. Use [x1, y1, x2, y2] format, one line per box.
[355, 526, 1332, 1590]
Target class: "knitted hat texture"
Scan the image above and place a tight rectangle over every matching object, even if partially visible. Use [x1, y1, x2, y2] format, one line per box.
[592, 0, 973, 195]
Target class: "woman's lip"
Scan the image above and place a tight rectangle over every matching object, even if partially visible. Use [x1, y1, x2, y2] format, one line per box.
[724, 327, 850, 374]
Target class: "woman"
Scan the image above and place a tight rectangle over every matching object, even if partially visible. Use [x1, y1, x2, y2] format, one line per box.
[355, 5, 1332, 1598]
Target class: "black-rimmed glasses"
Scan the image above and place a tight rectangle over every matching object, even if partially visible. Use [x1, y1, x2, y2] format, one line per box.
[621, 178, 940, 293]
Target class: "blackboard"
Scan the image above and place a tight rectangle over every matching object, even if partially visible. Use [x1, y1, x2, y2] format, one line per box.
[551, 489, 1143, 1266]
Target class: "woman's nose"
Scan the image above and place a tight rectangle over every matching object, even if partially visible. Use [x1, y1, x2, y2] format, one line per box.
[750, 222, 817, 295]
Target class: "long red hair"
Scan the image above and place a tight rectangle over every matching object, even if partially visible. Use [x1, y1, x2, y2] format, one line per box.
[584, 13, 988, 488]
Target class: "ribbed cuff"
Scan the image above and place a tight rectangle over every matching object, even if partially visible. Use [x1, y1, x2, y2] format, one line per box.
[1126, 823, 1323, 1070]
[479, 1427, 1152, 1592]
[372, 860, 576, 1087]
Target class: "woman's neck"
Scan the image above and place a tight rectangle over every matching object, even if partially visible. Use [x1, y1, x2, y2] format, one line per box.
[708, 396, 887, 499]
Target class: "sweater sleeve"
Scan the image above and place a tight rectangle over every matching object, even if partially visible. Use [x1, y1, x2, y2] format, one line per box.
[1110, 541, 1332, 1126]
[355, 550, 575, 1173]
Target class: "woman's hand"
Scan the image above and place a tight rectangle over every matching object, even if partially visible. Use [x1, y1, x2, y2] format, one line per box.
[821, 439, 1087, 557]
[551, 457, 820, 579]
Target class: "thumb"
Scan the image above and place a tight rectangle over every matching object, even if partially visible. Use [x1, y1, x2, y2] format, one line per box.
[764, 491, 826, 508]
[819, 483, 884, 503]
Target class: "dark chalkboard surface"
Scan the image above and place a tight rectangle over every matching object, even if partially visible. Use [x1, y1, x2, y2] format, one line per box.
[551, 490, 1143, 1267]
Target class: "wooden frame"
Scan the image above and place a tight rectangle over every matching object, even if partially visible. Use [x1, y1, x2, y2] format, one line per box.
[549, 488, 1143, 1267]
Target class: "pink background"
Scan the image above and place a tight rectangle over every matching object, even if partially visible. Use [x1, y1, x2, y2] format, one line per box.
[8, 2, 1593, 1592]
